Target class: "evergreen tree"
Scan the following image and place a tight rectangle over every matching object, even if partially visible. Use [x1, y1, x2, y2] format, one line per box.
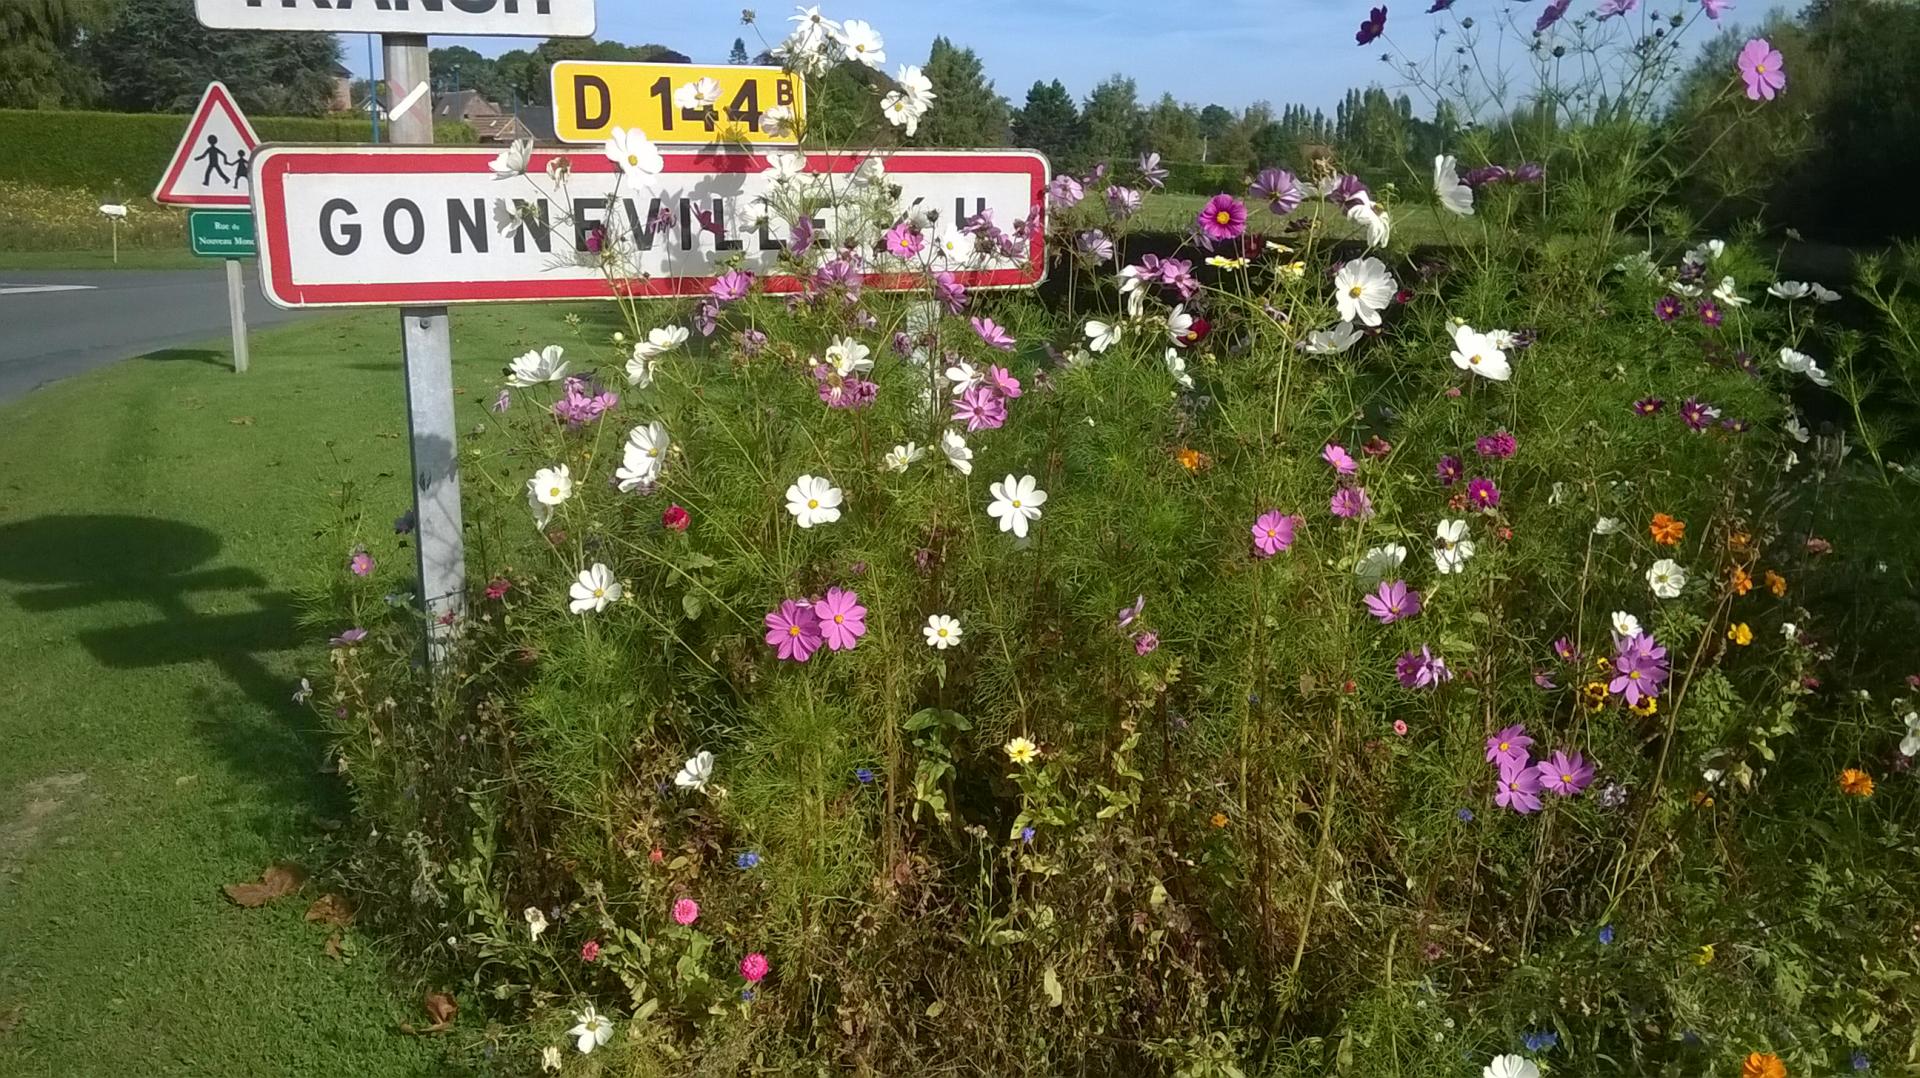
[730, 37, 750, 64]
[1081, 75, 1142, 163]
[0, 0, 109, 108]
[914, 37, 1009, 146]
[1012, 79, 1084, 170]
[1142, 93, 1201, 162]
[87, 0, 340, 114]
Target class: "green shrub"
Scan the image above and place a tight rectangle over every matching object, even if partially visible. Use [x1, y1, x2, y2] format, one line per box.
[1162, 159, 1243, 196]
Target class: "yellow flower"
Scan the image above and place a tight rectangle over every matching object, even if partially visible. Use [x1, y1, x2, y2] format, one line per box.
[1582, 681, 1610, 712]
[1205, 255, 1250, 270]
[1629, 694, 1658, 717]
[1838, 768, 1874, 798]
[1727, 622, 1753, 646]
[1175, 447, 1210, 472]
[1280, 260, 1307, 280]
[1692, 943, 1716, 966]
[1004, 737, 1040, 766]
[1209, 812, 1229, 829]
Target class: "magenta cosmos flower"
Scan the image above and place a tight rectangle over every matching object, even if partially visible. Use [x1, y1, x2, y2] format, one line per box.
[1364, 579, 1422, 624]
[1330, 486, 1374, 520]
[1475, 431, 1517, 459]
[1197, 194, 1248, 242]
[672, 898, 699, 925]
[1251, 510, 1300, 558]
[971, 316, 1016, 351]
[1485, 723, 1533, 767]
[1465, 477, 1500, 511]
[1356, 5, 1387, 45]
[1322, 443, 1358, 475]
[1495, 760, 1544, 814]
[1609, 633, 1669, 706]
[1436, 455, 1463, 486]
[348, 550, 374, 576]
[1737, 38, 1786, 101]
[1251, 168, 1303, 215]
[952, 384, 1007, 431]
[711, 269, 754, 302]
[814, 587, 867, 652]
[1395, 645, 1451, 689]
[1536, 750, 1595, 796]
[740, 952, 770, 982]
[764, 599, 823, 662]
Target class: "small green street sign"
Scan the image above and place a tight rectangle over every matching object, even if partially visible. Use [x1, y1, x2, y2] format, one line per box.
[188, 210, 256, 258]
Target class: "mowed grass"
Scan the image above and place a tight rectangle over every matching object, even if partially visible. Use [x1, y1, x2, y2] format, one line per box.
[1134, 190, 1455, 246]
[0, 302, 594, 1075]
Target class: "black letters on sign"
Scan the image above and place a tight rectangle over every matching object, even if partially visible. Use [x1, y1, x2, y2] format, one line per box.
[320, 198, 361, 255]
[383, 200, 425, 254]
[575, 75, 611, 130]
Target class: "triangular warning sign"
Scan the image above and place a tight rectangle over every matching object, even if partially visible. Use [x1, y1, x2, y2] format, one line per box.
[153, 82, 261, 207]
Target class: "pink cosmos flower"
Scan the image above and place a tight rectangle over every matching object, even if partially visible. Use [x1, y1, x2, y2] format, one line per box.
[1250, 510, 1300, 558]
[1197, 194, 1248, 242]
[883, 219, 923, 259]
[764, 599, 823, 662]
[1363, 579, 1422, 624]
[1494, 760, 1544, 814]
[933, 271, 967, 314]
[330, 628, 367, 647]
[1535, 750, 1595, 796]
[1134, 631, 1159, 656]
[989, 365, 1022, 398]
[711, 269, 754, 302]
[672, 898, 699, 925]
[952, 384, 1007, 431]
[1117, 595, 1145, 629]
[349, 550, 374, 577]
[814, 587, 868, 652]
[1701, 0, 1731, 18]
[1330, 486, 1374, 520]
[740, 952, 769, 982]
[1393, 719, 1408, 736]
[484, 577, 511, 601]
[1737, 38, 1786, 101]
[1048, 174, 1084, 209]
[1486, 724, 1534, 767]
[971, 316, 1016, 351]
[1322, 443, 1358, 476]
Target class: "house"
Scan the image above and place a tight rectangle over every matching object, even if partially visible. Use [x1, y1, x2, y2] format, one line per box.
[434, 89, 535, 143]
[329, 62, 354, 113]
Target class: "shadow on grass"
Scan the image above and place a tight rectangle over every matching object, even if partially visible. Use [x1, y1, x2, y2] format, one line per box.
[0, 514, 342, 825]
[142, 348, 231, 368]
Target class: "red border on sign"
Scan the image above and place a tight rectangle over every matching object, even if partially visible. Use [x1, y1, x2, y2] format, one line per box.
[154, 82, 261, 208]
[254, 148, 1049, 308]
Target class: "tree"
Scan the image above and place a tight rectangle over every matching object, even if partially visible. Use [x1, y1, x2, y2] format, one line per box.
[430, 44, 511, 103]
[730, 37, 750, 64]
[913, 37, 1009, 147]
[0, 0, 109, 108]
[1081, 75, 1142, 163]
[1011, 80, 1083, 170]
[502, 38, 693, 105]
[1142, 94, 1202, 162]
[87, 0, 341, 115]
[1198, 103, 1234, 140]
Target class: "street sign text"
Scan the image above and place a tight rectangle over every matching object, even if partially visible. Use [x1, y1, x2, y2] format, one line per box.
[193, 0, 594, 36]
[552, 61, 805, 146]
[189, 211, 258, 258]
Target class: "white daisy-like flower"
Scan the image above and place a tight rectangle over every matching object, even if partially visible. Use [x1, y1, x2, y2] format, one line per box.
[986, 474, 1047, 539]
[1166, 305, 1195, 345]
[881, 65, 935, 137]
[1085, 319, 1124, 353]
[826, 336, 873, 376]
[603, 126, 663, 178]
[569, 1004, 615, 1054]
[616, 422, 670, 491]
[1595, 516, 1624, 535]
[674, 750, 714, 792]
[1712, 275, 1750, 307]
[785, 475, 843, 528]
[1768, 280, 1812, 301]
[836, 18, 886, 67]
[760, 103, 797, 138]
[1346, 194, 1391, 248]
[569, 563, 622, 615]
[1647, 558, 1687, 599]
[940, 429, 973, 475]
[1611, 611, 1643, 637]
[1333, 256, 1395, 327]
[763, 150, 808, 183]
[1450, 323, 1512, 381]
[541, 1045, 563, 1072]
[1433, 518, 1476, 574]
[506, 344, 568, 387]
[524, 905, 548, 939]
[1433, 153, 1474, 216]
[672, 77, 723, 113]
[1898, 709, 1920, 758]
[1778, 347, 1833, 387]
[944, 360, 984, 394]
[1354, 543, 1408, 586]
[528, 464, 572, 508]
[1302, 321, 1363, 355]
[1483, 1054, 1540, 1078]
[1784, 414, 1810, 443]
[923, 614, 963, 650]
[1809, 282, 1841, 303]
[488, 138, 533, 178]
[883, 442, 926, 472]
[1164, 348, 1194, 390]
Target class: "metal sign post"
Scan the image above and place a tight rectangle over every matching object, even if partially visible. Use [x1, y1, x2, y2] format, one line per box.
[384, 34, 466, 661]
[225, 259, 251, 373]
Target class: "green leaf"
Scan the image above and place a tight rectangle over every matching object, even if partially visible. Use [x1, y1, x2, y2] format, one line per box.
[682, 591, 704, 620]
[1043, 965, 1063, 1007]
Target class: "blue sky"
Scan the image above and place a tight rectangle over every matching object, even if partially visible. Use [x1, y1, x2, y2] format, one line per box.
[338, 0, 1778, 115]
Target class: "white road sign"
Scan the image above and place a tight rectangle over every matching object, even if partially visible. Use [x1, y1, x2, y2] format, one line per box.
[153, 82, 260, 208]
[250, 146, 1050, 309]
[192, 0, 595, 37]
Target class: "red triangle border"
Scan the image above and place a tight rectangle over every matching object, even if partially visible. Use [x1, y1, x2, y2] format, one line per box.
[153, 81, 261, 207]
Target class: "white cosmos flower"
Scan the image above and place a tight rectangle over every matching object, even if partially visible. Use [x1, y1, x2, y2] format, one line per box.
[931, 230, 969, 264]
[837, 18, 886, 67]
[1484, 1054, 1540, 1078]
[1785, 414, 1810, 443]
[1611, 611, 1642, 637]
[763, 150, 807, 183]
[1669, 279, 1703, 298]
[1166, 305, 1197, 345]
[569, 1004, 615, 1054]
[1647, 558, 1687, 599]
[883, 442, 926, 472]
[1485, 328, 1518, 350]
[675, 750, 714, 792]
[826, 336, 873, 376]
[292, 677, 312, 704]
[569, 563, 622, 615]
[1683, 239, 1724, 266]
[787, 4, 842, 49]
[506, 344, 568, 387]
[603, 126, 663, 178]
[1594, 516, 1624, 535]
[1712, 276, 1749, 307]
[1303, 321, 1363, 355]
[851, 155, 886, 187]
[672, 77, 723, 113]
[944, 360, 984, 394]
[940, 429, 973, 475]
[626, 326, 689, 386]
[1899, 710, 1920, 758]
[1085, 319, 1124, 352]
[616, 422, 670, 491]
[529, 464, 573, 509]
[1768, 280, 1812, 301]
[923, 614, 963, 650]
[1433, 154, 1474, 216]
[525, 905, 548, 939]
[1333, 256, 1396, 327]
[1780, 621, 1799, 641]
[1346, 195, 1391, 248]
[1164, 348, 1194, 390]
[528, 485, 555, 530]
[785, 474, 843, 528]
[882, 75, 933, 136]
[1355, 543, 1408, 586]
[1809, 282, 1841, 303]
[760, 104, 797, 137]
[489, 137, 533, 177]
[1433, 518, 1476, 574]
[1778, 347, 1833, 387]
[986, 474, 1047, 539]
[541, 1045, 563, 1072]
[1450, 323, 1512, 381]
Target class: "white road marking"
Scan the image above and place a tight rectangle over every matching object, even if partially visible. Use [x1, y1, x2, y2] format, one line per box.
[0, 285, 98, 296]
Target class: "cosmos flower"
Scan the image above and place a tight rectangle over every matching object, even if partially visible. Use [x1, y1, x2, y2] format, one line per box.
[1737, 38, 1787, 101]
[1363, 580, 1423, 624]
[1251, 511, 1301, 558]
[1536, 750, 1596, 796]
[1356, 5, 1388, 45]
[1197, 193, 1248, 241]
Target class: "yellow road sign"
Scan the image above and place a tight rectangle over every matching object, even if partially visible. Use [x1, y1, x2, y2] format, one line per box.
[550, 61, 805, 146]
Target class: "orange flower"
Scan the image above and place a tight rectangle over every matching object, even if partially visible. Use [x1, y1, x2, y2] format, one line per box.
[1730, 566, 1754, 596]
[1209, 812, 1229, 829]
[1839, 768, 1875, 798]
[1728, 530, 1752, 553]
[1765, 570, 1787, 597]
[1650, 513, 1686, 545]
[1742, 1051, 1787, 1078]
[1176, 447, 1210, 472]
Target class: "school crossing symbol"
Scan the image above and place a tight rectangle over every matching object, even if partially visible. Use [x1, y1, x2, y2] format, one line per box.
[154, 82, 261, 208]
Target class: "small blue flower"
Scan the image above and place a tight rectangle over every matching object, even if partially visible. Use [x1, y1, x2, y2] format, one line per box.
[1456, 807, 1475, 822]
[740, 988, 756, 1002]
[735, 850, 761, 870]
[854, 767, 875, 785]
[1523, 1030, 1558, 1052]
[1598, 924, 1615, 945]
[1852, 1049, 1870, 1071]
[1020, 826, 1035, 844]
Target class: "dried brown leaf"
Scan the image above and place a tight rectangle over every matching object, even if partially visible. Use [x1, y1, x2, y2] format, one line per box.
[305, 893, 354, 928]
[221, 862, 306, 907]
[323, 934, 344, 961]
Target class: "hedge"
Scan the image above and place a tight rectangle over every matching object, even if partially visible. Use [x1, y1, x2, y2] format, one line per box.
[0, 109, 475, 198]
[1161, 160, 1245, 196]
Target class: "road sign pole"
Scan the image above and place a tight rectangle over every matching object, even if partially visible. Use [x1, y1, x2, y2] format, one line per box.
[224, 257, 250, 373]
[384, 33, 466, 662]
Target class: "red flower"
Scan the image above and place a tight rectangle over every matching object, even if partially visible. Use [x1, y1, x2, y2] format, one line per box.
[1181, 317, 1211, 346]
[663, 504, 690, 532]
[484, 577, 511, 600]
[581, 939, 601, 962]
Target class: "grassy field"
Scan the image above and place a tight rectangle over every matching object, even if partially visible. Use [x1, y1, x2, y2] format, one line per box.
[0, 302, 603, 1075]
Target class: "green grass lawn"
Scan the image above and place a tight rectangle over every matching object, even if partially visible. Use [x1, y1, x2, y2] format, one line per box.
[1135, 190, 1454, 245]
[0, 302, 600, 1075]
[0, 248, 206, 272]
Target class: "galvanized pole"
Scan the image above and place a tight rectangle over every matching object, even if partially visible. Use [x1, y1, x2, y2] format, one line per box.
[224, 257, 250, 373]
[384, 34, 467, 662]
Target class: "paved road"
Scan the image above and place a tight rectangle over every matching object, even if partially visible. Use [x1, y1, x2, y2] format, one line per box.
[0, 269, 309, 406]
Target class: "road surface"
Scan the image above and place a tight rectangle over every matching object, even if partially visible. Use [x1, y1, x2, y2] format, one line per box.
[0, 269, 309, 407]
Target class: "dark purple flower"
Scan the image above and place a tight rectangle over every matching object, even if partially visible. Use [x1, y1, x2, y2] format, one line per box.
[1680, 396, 1719, 431]
[1463, 165, 1511, 188]
[1356, 5, 1388, 44]
[1655, 295, 1683, 322]
[1436, 455, 1463, 486]
[1513, 163, 1546, 183]
[1632, 396, 1665, 416]
[1331, 173, 1371, 206]
[1536, 0, 1571, 33]
[1427, 0, 1454, 10]
[1475, 431, 1517, 459]
[1251, 168, 1303, 215]
[1466, 476, 1500, 510]
[393, 509, 417, 535]
[1698, 300, 1723, 327]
